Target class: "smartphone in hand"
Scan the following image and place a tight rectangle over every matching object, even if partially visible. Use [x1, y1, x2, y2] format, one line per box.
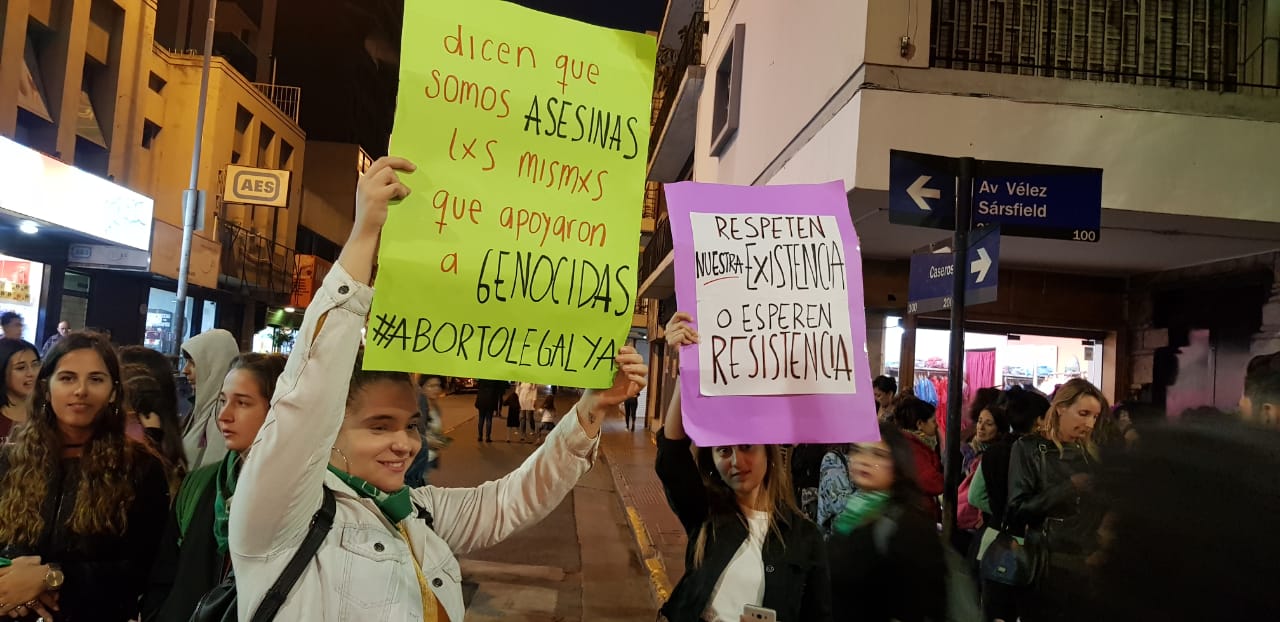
[741, 604, 777, 622]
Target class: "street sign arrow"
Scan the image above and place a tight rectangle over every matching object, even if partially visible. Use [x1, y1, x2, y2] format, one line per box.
[971, 247, 992, 283]
[908, 227, 1001, 315]
[908, 175, 940, 211]
[889, 150, 957, 229]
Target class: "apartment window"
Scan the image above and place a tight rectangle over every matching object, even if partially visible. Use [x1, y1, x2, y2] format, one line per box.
[258, 125, 275, 167]
[234, 105, 252, 164]
[148, 72, 167, 93]
[709, 24, 745, 157]
[280, 140, 295, 171]
[141, 120, 162, 149]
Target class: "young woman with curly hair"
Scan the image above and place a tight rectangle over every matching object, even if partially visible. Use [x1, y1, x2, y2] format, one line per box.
[0, 332, 170, 621]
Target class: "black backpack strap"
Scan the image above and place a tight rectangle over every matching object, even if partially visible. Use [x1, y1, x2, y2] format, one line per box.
[250, 486, 338, 622]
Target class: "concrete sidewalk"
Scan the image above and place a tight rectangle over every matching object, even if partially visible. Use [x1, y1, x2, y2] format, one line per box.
[598, 416, 687, 608]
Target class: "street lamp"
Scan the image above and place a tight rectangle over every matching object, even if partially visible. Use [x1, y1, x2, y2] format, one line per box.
[173, 0, 218, 354]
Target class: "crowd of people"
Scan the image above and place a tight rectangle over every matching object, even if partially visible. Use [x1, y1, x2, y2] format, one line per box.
[659, 312, 1280, 622]
[0, 157, 649, 622]
[1, 153, 1278, 622]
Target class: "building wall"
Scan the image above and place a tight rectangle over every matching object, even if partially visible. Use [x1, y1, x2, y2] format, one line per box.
[135, 46, 304, 246]
[298, 140, 363, 247]
[695, 0, 873, 186]
[0, 0, 156, 178]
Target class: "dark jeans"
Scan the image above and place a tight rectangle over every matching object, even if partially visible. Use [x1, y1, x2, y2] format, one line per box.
[477, 408, 495, 440]
[624, 402, 638, 429]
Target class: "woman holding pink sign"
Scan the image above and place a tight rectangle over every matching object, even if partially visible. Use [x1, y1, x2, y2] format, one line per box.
[656, 311, 831, 622]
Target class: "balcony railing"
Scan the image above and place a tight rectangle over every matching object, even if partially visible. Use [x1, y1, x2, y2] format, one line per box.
[931, 0, 1278, 95]
[219, 219, 296, 303]
[640, 215, 673, 286]
[253, 83, 302, 122]
[651, 11, 707, 157]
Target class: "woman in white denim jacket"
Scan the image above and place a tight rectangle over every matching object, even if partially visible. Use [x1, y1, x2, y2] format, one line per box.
[229, 157, 648, 621]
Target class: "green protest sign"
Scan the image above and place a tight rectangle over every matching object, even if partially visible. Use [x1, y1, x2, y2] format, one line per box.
[364, 0, 655, 387]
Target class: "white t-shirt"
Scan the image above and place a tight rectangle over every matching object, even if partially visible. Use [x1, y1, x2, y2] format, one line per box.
[540, 408, 556, 424]
[702, 510, 770, 622]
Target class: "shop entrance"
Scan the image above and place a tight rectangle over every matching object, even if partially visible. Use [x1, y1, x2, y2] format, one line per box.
[881, 316, 1109, 419]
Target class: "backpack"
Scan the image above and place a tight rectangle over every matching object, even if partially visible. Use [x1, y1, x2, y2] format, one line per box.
[188, 487, 337, 622]
[872, 507, 983, 622]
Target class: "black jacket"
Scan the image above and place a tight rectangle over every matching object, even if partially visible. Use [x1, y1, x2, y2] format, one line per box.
[655, 432, 832, 622]
[827, 501, 947, 622]
[0, 445, 170, 622]
[140, 475, 224, 621]
[474, 379, 507, 411]
[978, 432, 1022, 528]
[1007, 434, 1103, 554]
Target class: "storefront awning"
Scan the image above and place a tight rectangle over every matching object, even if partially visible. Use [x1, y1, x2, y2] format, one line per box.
[0, 136, 154, 251]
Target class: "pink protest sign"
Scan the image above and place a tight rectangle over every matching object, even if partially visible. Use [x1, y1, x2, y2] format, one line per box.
[665, 180, 879, 446]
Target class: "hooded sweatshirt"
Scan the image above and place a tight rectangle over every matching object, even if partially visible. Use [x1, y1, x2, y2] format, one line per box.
[181, 329, 239, 469]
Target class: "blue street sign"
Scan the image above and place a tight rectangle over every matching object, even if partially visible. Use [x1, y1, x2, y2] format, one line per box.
[908, 227, 1001, 315]
[889, 150, 958, 230]
[889, 150, 1103, 242]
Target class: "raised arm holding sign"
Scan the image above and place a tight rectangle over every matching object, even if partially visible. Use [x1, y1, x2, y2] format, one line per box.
[363, 0, 656, 388]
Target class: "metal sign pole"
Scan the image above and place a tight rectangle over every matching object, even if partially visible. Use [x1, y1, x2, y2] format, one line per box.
[942, 157, 974, 541]
[173, 0, 218, 355]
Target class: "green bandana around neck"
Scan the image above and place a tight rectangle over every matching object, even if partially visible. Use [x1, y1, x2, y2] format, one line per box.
[327, 464, 415, 524]
[212, 452, 242, 555]
[832, 490, 891, 537]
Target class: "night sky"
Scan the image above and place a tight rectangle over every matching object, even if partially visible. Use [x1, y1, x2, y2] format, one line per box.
[505, 0, 667, 33]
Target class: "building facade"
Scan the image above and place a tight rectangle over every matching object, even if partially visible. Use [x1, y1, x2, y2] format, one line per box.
[0, 0, 313, 353]
[637, 0, 1280, 424]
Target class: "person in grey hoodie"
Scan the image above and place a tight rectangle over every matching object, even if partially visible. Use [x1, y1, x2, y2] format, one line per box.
[180, 329, 240, 469]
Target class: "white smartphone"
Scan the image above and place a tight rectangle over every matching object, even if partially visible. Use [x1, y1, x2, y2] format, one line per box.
[741, 604, 777, 622]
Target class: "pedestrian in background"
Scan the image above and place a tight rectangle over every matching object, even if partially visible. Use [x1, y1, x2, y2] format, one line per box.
[405, 374, 446, 487]
[872, 375, 897, 421]
[40, 321, 70, 357]
[119, 346, 186, 492]
[0, 339, 38, 444]
[826, 421, 948, 622]
[474, 378, 505, 442]
[504, 383, 523, 442]
[518, 381, 538, 442]
[0, 312, 23, 341]
[179, 329, 239, 469]
[536, 394, 556, 444]
[891, 395, 944, 522]
[624, 393, 639, 430]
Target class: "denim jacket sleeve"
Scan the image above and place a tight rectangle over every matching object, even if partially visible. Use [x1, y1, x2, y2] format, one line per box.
[413, 407, 598, 555]
[817, 451, 854, 528]
[230, 263, 372, 557]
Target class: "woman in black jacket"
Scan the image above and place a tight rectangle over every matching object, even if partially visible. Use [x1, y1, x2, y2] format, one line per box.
[0, 332, 169, 622]
[656, 312, 830, 622]
[1007, 379, 1107, 622]
[826, 420, 947, 622]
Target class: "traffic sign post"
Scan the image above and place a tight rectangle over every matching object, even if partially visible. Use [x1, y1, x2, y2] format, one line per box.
[889, 149, 1103, 541]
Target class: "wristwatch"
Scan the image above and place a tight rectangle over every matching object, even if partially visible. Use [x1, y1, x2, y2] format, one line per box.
[43, 564, 64, 590]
